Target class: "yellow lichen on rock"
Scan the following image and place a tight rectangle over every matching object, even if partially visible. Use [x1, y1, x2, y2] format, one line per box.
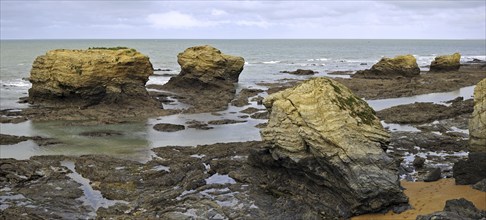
[261, 77, 389, 158]
[29, 48, 153, 106]
[353, 54, 420, 78]
[470, 78, 486, 152]
[430, 52, 461, 72]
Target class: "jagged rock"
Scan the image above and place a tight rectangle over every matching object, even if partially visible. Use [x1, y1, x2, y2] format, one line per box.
[162, 45, 245, 113]
[454, 79, 486, 185]
[417, 198, 486, 220]
[430, 53, 461, 72]
[28, 48, 155, 107]
[353, 54, 420, 78]
[256, 77, 408, 218]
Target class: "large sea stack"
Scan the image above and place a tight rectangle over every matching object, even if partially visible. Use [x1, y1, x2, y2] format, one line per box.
[28, 48, 155, 107]
[353, 54, 420, 78]
[429, 53, 461, 72]
[162, 45, 245, 113]
[454, 78, 486, 184]
[252, 78, 408, 218]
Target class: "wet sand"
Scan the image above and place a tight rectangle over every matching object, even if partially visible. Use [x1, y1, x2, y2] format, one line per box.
[352, 178, 486, 220]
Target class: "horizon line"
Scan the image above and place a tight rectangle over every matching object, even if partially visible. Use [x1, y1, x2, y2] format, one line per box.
[1, 38, 486, 41]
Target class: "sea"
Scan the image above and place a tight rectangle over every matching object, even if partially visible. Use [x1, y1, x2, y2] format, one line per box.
[1, 39, 485, 161]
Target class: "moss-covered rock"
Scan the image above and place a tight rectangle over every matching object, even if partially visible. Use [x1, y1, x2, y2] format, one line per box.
[430, 53, 461, 72]
[353, 54, 420, 78]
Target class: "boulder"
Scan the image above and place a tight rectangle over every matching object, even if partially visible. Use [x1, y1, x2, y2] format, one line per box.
[255, 78, 408, 218]
[162, 45, 245, 113]
[353, 54, 420, 78]
[454, 79, 486, 185]
[430, 53, 461, 72]
[423, 168, 442, 182]
[29, 48, 154, 107]
[417, 198, 486, 220]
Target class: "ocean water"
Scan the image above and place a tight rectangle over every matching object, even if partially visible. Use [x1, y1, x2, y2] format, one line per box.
[1, 39, 485, 161]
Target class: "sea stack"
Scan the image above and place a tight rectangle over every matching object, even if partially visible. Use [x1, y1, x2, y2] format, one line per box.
[453, 78, 486, 184]
[353, 54, 420, 78]
[28, 48, 155, 107]
[162, 45, 245, 113]
[429, 53, 461, 72]
[253, 78, 408, 218]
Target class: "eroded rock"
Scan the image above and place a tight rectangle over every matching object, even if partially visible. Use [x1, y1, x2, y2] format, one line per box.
[153, 123, 185, 132]
[29, 48, 155, 107]
[430, 53, 461, 72]
[162, 45, 245, 113]
[257, 77, 408, 218]
[353, 54, 420, 79]
[454, 79, 486, 185]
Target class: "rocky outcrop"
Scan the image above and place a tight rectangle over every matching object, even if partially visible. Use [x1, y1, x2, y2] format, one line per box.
[429, 53, 461, 72]
[454, 78, 486, 185]
[417, 198, 486, 220]
[162, 45, 245, 113]
[255, 78, 408, 218]
[353, 54, 420, 78]
[29, 48, 155, 107]
[469, 78, 486, 151]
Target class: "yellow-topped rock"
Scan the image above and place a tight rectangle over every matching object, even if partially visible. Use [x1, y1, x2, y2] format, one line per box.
[29, 47, 154, 106]
[430, 53, 461, 72]
[353, 54, 420, 78]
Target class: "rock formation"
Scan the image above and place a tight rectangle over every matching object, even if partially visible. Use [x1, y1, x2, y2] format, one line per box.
[254, 78, 408, 218]
[417, 198, 486, 220]
[454, 78, 486, 184]
[162, 45, 245, 112]
[29, 48, 154, 107]
[353, 54, 420, 78]
[429, 53, 461, 72]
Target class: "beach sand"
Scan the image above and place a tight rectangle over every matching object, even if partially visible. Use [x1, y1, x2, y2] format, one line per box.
[353, 178, 486, 220]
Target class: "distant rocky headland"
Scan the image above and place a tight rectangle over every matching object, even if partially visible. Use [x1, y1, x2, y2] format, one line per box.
[1, 46, 485, 219]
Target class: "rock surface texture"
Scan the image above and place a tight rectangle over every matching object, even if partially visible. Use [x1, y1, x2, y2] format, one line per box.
[29, 48, 154, 107]
[416, 198, 486, 220]
[454, 78, 486, 184]
[257, 78, 408, 218]
[429, 53, 461, 72]
[353, 54, 420, 78]
[162, 45, 245, 112]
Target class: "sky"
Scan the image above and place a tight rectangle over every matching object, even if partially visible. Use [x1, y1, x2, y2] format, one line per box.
[1, 0, 485, 39]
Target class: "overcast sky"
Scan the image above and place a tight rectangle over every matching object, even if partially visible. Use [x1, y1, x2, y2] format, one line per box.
[1, 0, 485, 39]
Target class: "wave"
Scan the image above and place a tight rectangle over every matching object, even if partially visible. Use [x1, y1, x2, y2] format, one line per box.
[261, 60, 281, 64]
[306, 58, 328, 62]
[0, 80, 31, 88]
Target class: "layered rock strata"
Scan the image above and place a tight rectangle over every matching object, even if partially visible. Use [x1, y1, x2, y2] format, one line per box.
[29, 48, 155, 107]
[454, 78, 486, 184]
[255, 77, 408, 218]
[353, 54, 420, 78]
[162, 45, 245, 112]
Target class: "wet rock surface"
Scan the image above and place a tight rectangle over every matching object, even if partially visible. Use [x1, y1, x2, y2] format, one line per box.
[231, 88, 264, 107]
[335, 70, 486, 100]
[161, 45, 245, 113]
[377, 98, 474, 124]
[0, 134, 59, 146]
[207, 119, 247, 125]
[153, 123, 186, 132]
[353, 54, 420, 79]
[280, 69, 316, 75]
